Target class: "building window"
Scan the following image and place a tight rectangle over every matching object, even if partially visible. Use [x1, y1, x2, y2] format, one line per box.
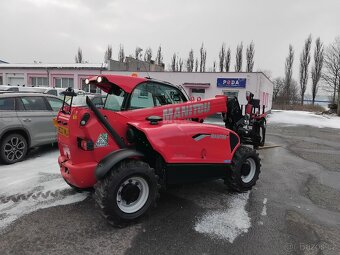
[0, 76, 3, 84]
[190, 88, 206, 100]
[223, 90, 239, 98]
[81, 79, 100, 93]
[55, 78, 74, 88]
[31, 77, 48, 87]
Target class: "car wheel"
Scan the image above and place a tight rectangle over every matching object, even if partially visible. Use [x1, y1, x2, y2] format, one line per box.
[0, 133, 28, 164]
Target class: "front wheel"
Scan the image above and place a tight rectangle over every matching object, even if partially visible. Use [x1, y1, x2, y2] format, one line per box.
[224, 145, 261, 192]
[94, 160, 159, 227]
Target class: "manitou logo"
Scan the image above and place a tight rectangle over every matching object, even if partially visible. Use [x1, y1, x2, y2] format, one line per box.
[163, 102, 210, 121]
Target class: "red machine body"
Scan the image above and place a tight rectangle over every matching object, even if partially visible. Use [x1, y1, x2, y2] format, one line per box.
[56, 74, 261, 227]
[56, 76, 239, 188]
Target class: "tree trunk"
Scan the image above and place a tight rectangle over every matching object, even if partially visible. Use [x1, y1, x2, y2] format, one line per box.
[301, 94, 304, 105]
[337, 87, 340, 116]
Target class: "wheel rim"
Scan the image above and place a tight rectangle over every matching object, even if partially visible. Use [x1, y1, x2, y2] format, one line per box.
[241, 158, 256, 183]
[116, 176, 149, 214]
[4, 137, 25, 162]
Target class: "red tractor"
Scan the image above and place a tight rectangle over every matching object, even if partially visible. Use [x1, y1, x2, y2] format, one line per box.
[223, 91, 267, 149]
[56, 75, 261, 227]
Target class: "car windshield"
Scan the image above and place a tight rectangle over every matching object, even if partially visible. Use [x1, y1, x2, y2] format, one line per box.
[65, 95, 88, 106]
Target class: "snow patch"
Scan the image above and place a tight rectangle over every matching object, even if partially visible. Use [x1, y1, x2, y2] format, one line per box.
[268, 110, 340, 129]
[194, 192, 250, 242]
[0, 149, 88, 231]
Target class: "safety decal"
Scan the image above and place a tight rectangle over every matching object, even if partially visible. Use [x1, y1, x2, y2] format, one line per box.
[95, 133, 108, 148]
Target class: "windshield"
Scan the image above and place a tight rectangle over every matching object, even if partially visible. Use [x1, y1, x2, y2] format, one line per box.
[104, 91, 125, 111]
[65, 96, 87, 106]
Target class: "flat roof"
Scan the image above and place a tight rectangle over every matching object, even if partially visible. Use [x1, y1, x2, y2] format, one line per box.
[0, 63, 107, 69]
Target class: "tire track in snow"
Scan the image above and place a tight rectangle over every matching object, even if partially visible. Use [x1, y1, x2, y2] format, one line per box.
[0, 189, 79, 204]
[0, 150, 88, 231]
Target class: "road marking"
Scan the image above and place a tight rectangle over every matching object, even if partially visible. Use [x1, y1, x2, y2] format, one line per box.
[261, 198, 268, 216]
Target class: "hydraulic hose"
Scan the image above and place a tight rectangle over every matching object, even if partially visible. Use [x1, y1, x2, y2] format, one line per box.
[86, 96, 126, 149]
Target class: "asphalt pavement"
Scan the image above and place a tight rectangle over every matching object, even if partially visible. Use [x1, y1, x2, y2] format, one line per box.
[0, 123, 340, 255]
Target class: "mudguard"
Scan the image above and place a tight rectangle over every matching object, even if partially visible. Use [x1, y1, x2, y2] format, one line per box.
[95, 148, 144, 180]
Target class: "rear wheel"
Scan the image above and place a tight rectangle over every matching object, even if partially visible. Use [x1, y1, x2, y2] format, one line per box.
[0, 133, 28, 164]
[94, 160, 159, 227]
[225, 145, 261, 192]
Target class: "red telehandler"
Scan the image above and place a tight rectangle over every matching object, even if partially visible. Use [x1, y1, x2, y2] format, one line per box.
[56, 75, 261, 227]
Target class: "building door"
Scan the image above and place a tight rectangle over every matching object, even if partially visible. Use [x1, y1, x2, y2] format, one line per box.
[222, 90, 239, 98]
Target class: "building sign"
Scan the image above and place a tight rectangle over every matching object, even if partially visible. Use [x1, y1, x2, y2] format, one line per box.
[217, 78, 246, 88]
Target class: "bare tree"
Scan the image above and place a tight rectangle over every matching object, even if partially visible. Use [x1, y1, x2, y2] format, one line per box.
[200, 43, 207, 72]
[155, 45, 163, 65]
[186, 49, 194, 72]
[118, 44, 125, 62]
[75, 47, 83, 63]
[284, 45, 294, 104]
[225, 47, 231, 72]
[195, 58, 199, 72]
[299, 35, 312, 105]
[322, 37, 340, 111]
[273, 77, 285, 102]
[104, 45, 112, 63]
[144, 47, 152, 62]
[246, 41, 255, 72]
[234, 42, 243, 72]
[311, 37, 324, 105]
[171, 53, 177, 71]
[178, 58, 184, 72]
[135, 47, 143, 60]
[213, 61, 216, 72]
[219, 43, 226, 72]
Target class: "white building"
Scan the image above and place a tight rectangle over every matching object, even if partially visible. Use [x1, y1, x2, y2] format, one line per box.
[0, 63, 273, 111]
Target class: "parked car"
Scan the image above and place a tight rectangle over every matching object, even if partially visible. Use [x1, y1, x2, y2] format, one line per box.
[0, 93, 64, 164]
[17, 86, 85, 97]
[0, 85, 19, 92]
[65, 94, 106, 108]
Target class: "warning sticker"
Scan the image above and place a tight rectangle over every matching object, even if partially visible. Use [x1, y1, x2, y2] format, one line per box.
[95, 133, 108, 148]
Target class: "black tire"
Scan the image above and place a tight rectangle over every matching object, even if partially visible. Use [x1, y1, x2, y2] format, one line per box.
[225, 145, 261, 192]
[259, 118, 266, 147]
[94, 160, 159, 227]
[0, 133, 28, 164]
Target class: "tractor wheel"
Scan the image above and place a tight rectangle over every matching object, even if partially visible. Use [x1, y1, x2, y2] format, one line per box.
[0, 133, 28, 164]
[94, 160, 159, 227]
[225, 145, 261, 192]
[259, 118, 266, 147]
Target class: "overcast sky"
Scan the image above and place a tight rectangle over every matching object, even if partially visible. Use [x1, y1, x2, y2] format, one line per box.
[0, 0, 339, 82]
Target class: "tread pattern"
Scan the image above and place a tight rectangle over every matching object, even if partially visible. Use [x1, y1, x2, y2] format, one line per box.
[94, 159, 159, 227]
[225, 145, 261, 192]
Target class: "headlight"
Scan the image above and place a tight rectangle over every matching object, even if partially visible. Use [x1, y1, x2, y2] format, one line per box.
[97, 76, 103, 83]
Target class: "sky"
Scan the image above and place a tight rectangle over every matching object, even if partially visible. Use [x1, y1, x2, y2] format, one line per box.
[0, 0, 339, 83]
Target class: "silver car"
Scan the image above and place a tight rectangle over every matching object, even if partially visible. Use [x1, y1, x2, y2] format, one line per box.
[0, 93, 63, 164]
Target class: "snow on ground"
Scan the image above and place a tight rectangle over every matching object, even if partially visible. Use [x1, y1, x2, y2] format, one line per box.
[194, 192, 250, 242]
[268, 110, 340, 129]
[0, 149, 88, 231]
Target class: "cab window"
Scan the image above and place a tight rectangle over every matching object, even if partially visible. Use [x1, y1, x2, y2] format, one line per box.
[128, 82, 186, 109]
